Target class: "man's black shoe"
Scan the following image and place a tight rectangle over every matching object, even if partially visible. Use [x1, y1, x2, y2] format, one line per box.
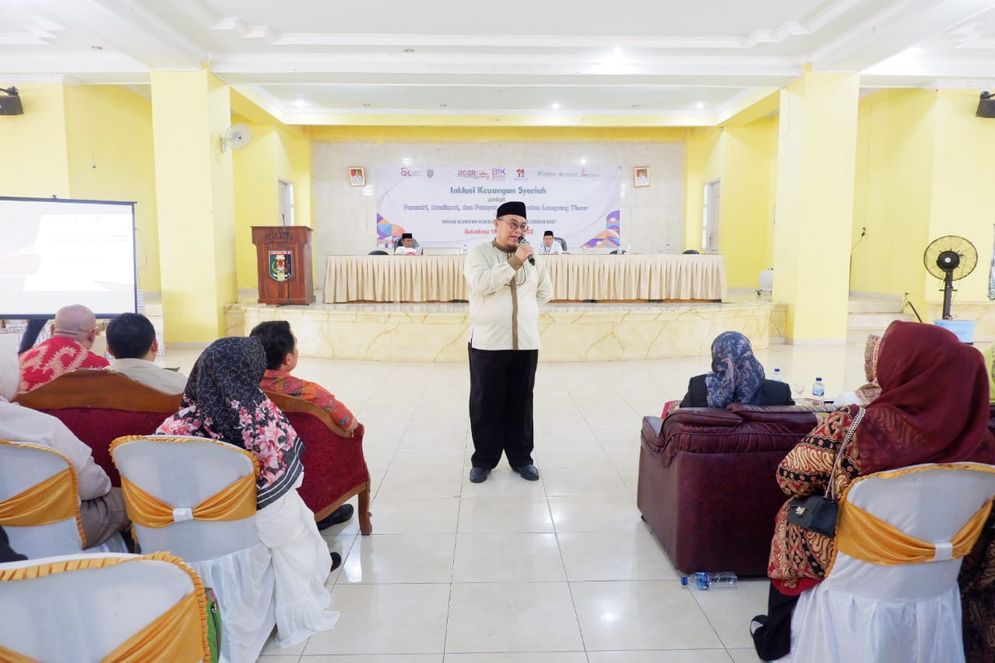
[330, 551, 342, 572]
[317, 504, 354, 531]
[513, 464, 540, 481]
[469, 467, 490, 483]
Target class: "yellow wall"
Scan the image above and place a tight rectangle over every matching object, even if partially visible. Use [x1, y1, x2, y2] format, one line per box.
[683, 118, 778, 288]
[151, 71, 236, 342]
[773, 72, 860, 341]
[849, 89, 995, 313]
[233, 121, 312, 291]
[849, 90, 934, 310]
[0, 84, 71, 197]
[308, 126, 688, 143]
[684, 126, 724, 253]
[719, 119, 778, 288]
[64, 85, 160, 294]
[926, 90, 995, 305]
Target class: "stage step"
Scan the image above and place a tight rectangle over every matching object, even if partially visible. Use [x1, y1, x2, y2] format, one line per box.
[847, 294, 904, 314]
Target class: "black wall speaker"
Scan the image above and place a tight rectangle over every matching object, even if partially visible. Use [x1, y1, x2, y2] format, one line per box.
[0, 87, 23, 116]
[977, 91, 995, 119]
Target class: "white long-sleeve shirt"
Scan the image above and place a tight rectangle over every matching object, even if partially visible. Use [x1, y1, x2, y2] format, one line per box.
[464, 240, 553, 351]
[0, 401, 112, 501]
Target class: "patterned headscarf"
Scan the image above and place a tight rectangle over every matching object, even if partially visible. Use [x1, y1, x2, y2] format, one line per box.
[853, 333, 882, 405]
[180, 336, 269, 448]
[705, 331, 766, 408]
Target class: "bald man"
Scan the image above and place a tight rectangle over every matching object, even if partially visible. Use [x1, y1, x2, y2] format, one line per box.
[18, 304, 110, 392]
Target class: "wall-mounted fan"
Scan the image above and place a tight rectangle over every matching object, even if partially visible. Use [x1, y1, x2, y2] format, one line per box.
[219, 124, 252, 152]
[923, 235, 977, 320]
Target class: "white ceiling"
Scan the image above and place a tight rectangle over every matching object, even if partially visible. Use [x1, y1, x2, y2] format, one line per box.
[2, 0, 995, 125]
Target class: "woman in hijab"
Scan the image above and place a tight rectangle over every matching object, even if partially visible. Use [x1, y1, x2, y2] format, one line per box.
[156, 337, 339, 648]
[834, 333, 882, 406]
[751, 321, 995, 660]
[679, 331, 793, 408]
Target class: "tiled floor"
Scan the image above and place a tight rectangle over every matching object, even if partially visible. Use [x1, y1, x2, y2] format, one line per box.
[165, 341, 867, 663]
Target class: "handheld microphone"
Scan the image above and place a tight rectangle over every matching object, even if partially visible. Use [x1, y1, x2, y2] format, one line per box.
[519, 237, 535, 265]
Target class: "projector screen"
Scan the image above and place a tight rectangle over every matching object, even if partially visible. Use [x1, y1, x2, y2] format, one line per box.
[0, 197, 137, 317]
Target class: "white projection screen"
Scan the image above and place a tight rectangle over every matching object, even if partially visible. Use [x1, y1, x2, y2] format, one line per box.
[0, 197, 138, 317]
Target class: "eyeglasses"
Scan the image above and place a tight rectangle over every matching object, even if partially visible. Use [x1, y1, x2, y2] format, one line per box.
[503, 220, 528, 232]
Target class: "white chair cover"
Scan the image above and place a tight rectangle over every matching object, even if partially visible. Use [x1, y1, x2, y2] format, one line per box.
[112, 436, 275, 663]
[0, 442, 125, 557]
[0, 552, 201, 662]
[784, 462, 995, 663]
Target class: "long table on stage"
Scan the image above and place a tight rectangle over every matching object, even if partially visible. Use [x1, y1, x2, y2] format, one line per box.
[323, 254, 726, 303]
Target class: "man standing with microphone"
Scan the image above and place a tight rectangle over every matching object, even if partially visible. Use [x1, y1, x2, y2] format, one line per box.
[464, 201, 552, 483]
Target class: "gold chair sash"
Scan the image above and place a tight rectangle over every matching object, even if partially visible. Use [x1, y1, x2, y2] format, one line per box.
[837, 497, 993, 566]
[120, 473, 257, 529]
[0, 552, 210, 663]
[0, 439, 87, 547]
[0, 468, 77, 527]
[0, 643, 38, 663]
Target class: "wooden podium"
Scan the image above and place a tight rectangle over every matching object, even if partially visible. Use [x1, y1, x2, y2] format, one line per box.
[251, 226, 315, 305]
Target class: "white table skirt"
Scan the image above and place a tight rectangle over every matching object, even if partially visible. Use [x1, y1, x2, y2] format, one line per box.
[323, 254, 726, 303]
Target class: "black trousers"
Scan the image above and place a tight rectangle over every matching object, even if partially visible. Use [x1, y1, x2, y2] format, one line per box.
[751, 584, 800, 660]
[468, 345, 539, 469]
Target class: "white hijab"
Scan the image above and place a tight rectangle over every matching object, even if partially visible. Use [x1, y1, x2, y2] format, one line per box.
[0, 336, 19, 403]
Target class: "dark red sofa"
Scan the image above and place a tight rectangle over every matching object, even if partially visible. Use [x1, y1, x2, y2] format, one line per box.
[637, 404, 833, 577]
[15, 370, 372, 534]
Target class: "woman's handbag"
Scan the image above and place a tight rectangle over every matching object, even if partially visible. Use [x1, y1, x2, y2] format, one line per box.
[786, 408, 865, 537]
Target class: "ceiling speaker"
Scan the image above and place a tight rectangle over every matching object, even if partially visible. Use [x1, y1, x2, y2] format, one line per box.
[0, 87, 23, 116]
[977, 91, 995, 119]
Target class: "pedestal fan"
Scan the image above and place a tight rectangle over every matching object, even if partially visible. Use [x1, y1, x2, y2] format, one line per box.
[923, 235, 977, 320]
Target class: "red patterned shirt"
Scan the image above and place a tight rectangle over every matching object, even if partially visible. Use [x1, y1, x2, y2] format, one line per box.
[260, 369, 355, 430]
[18, 336, 110, 393]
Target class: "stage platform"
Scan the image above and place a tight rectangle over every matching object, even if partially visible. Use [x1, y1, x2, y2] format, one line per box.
[226, 299, 786, 363]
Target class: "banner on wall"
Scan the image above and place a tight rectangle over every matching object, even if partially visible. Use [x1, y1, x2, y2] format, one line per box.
[375, 166, 622, 249]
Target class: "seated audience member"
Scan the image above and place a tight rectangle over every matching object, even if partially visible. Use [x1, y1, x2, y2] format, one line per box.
[751, 321, 995, 660]
[539, 230, 563, 255]
[679, 331, 793, 408]
[105, 312, 187, 395]
[834, 334, 882, 406]
[156, 337, 340, 648]
[18, 304, 109, 393]
[394, 232, 419, 255]
[0, 344, 129, 547]
[250, 320, 359, 528]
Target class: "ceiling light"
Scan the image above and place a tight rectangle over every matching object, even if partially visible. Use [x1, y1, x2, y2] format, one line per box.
[581, 158, 587, 165]
[402, 157, 412, 165]
[695, 101, 705, 109]
[292, 99, 308, 108]
[551, 102, 560, 110]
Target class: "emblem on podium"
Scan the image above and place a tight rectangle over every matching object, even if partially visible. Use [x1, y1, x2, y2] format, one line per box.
[268, 251, 293, 282]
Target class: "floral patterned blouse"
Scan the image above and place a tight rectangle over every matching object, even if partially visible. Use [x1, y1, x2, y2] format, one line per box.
[156, 395, 304, 509]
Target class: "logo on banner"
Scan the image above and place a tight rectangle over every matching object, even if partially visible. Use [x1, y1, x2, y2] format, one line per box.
[268, 251, 293, 282]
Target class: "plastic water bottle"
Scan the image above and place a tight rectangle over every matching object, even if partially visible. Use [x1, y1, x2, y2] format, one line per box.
[773, 367, 782, 381]
[685, 572, 738, 590]
[462, 242, 467, 254]
[812, 377, 825, 399]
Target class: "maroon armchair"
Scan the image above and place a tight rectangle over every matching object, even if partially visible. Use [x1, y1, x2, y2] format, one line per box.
[15, 370, 372, 534]
[637, 404, 833, 577]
